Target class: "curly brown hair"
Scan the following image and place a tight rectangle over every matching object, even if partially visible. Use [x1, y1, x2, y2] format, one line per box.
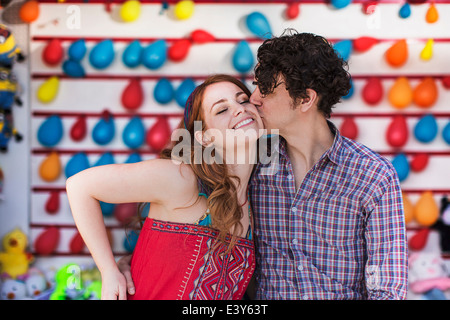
[254, 29, 351, 118]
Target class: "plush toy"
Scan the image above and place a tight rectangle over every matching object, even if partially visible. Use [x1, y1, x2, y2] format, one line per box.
[0, 110, 22, 152]
[432, 196, 450, 253]
[0, 228, 33, 279]
[0, 24, 25, 68]
[0, 278, 27, 300]
[0, 67, 22, 114]
[409, 252, 450, 300]
[25, 271, 48, 298]
[49, 263, 84, 300]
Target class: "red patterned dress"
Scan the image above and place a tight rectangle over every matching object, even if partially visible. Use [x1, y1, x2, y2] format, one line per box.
[127, 208, 255, 300]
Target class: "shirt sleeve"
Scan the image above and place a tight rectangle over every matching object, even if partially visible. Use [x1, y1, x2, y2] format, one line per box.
[363, 167, 408, 300]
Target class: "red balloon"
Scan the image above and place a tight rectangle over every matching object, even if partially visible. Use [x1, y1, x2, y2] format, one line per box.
[386, 115, 409, 148]
[285, 3, 300, 19]
[362, 1, 378, 14]
[45, 191, 59, 214]
[340, 116, 358, 140]
[353, 37, 379, 52]
[362, 77, 383, 105]
[442, 76, 450, 89]
[121, 78, 143, 110]
[146, 116, 171, 151]
[70, 115, 87, 141]
[114, 203, 138, 225]
[69, 232, 85, 254]
[42, 39, 64, 66]
[168, 39, 191, 62]
[34, 227, 60, 255]
[190, 29, 215, 44]
[410, 153, 429, 172]
[409, 228, 430, 251]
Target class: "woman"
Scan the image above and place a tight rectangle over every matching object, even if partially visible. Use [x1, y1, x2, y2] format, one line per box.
[66, 74, 264, 300]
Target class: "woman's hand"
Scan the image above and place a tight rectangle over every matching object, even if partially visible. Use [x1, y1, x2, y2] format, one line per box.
[101, 268, 128, 300]
[117, 255, 135, 296]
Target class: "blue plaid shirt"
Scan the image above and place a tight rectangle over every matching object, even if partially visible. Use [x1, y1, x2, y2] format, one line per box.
[249, 121, 408, 300]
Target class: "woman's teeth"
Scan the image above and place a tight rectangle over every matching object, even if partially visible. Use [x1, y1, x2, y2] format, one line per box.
[233, 118, 254, 129]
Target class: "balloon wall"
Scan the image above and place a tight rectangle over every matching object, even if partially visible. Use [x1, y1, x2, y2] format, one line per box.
[1, 0, 450, 299]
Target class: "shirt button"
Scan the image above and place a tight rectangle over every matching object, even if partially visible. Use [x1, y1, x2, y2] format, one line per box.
[292, 238, 298, 245]
[287, 174, 292, 180]
[291, 207, 297, 213]
[297, 265, 303, 271]
[303, 294, 309, 300]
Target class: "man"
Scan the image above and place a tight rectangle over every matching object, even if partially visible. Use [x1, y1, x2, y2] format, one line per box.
[119, 30, 408, 300]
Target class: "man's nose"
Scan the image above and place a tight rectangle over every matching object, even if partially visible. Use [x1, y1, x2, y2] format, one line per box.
[250, 88, 262, 107]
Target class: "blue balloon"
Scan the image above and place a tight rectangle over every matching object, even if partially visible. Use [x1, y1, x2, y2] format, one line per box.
[142, 39, 167, 70]
[123, 230, 140, 252]
[399, 3, 411, 19]
[232, 40, 254, 73]
[442, 121, 450, 145]
[62, 59, 85, 78]
[122, 40, 142, 68]
[154, 78, 174, 104]
[175, 78, 196, 108]
[37, 115, 63, 147]
[94, 152, 115, 167]
[89, 39, 115, 69]
[65, 152, 90, 178]
[343, 78, 354, 99]
[125, 152, 142, 164]
[92, 112, 115, 145]
[68, 39, 87, 62]
[414, 114, 438, 143]
[391, 153, 409, 182]
[100, 201, 115, 217]
[123, 116, 145, 149]
[331, 0, 352, 9]
[246, 12, 272, 40]
[333, 40, 353, 61]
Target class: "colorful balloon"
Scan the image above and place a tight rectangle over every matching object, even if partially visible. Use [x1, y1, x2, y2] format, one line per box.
[353, 36, 378, 52]
[125, 152, 142, 163]
[168, 39, 191, 62]
[19, 0, 40, 23]
[65, 152, 89, 178]
[232, 40, 254, 73]
[123, 229, 139, 252]
[39, 151, 61, 182]
[420, 39, 433, 61]
[37, 115, 63, 147]
[89, 39, 115, 69]
[45, 191, 60, 214]
[68, 39, 87, 62]
[426, 3, 439, 23]
[114, 202, 138, 225]
[37, 76, 59, 103]
[402, 192, 414, 224]
[122, 40, 142, 68]
[391, 153, 409, 182]
[331, 0, 352, 9]
[121, 78, 143, 110]
[190, 29, 215, 44]
[70, 115, 87, 142]
[100, 201, 115, 217]
[62, 60, 85, 78]
[175, 78, 196, 108]
[285, 3, 300, 19]
[386, 115, 409, 148]
[340, 116, 358, 140]
[409, 228, 430, 250]
[385, 39, 408, 67]
[69, 232, 85, 254]
[146, 116, 171, 151]
[94, 152, 115, 167]
[34, 227, 60, 256]
[413, 77, 438, 108]
[123, 116, 145, 149]
[399, 2, 411, 19]
[442, 76, 450, 89]
[414, 191, 439, 226]
[120, 0, 141, 22]
[92, 111, 115, 145]
[174, 0, 195, 20]
[362, 77, 383, 105]
[154, 78, 174, 104]
[443, 120, 450, 145]
[388, 77, 412, 109]
[333, 40, 352, 61]
[362, 1, 377, 14]
[414, 114, 437, 143]
[246, 12, 272, 40]
[342, 78, 353, 100]
[142, 39, 167, 70]
[42, 39, 63, 66]
[410, 153, 429, 172]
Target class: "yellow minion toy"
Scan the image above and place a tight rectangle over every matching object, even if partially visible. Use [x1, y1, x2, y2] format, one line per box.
[0, 24, 25, 68]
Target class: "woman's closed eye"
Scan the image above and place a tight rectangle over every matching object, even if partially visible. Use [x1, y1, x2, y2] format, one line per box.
[217, 108, 228, 115]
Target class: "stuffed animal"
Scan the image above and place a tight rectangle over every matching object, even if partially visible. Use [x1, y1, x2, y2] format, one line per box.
[432, 196, 450, 253]
[0, 110, 22, 152]
[408, 252, 450, 300]
[0, 24, 25, 68]
[0, 278, 27, 300]
[0, 67, 22, 114]
[0, 228, 33, 279]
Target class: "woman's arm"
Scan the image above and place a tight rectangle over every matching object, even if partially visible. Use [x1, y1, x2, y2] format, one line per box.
[66, 159, 194, 299]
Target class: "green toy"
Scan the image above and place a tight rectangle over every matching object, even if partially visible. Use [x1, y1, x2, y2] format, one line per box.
[49, 263, 84, 300]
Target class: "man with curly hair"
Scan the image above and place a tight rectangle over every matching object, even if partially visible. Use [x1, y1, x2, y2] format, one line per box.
[248, 30, 408, 300]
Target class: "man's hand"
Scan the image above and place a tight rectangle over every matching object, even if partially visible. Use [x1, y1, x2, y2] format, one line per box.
[117, 254, 135, 295]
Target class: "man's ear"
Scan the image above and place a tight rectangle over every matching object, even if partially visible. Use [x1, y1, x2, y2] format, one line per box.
[299, 89, 318, 113]
[194, 130, 214, 148]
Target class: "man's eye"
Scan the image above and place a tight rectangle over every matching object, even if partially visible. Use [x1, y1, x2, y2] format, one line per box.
[252, 81, 258, 86]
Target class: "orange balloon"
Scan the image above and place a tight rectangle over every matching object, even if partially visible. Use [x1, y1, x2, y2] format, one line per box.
[426, 3, 439, 23]
[413, 77, 438, 108]
[402, 192, 414, 224]
[414, 191, 439, 227]
[39, 151, 61, 182]
[385, 39, 408, 67]
[388, 77, 412, 109]
[19, 0, 40, 23]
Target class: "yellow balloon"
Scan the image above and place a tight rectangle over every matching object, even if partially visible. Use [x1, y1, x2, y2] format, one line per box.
[420, 39, 433, 61]
[174, 0, 194, 20]
[388, 77, 412, 109]
[414, 191, 439, 227]
[120, 0, 141, 22]
[402, 192, 414, 224]
[37, 76, 59, 103]
[39, 151, 61, 182]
